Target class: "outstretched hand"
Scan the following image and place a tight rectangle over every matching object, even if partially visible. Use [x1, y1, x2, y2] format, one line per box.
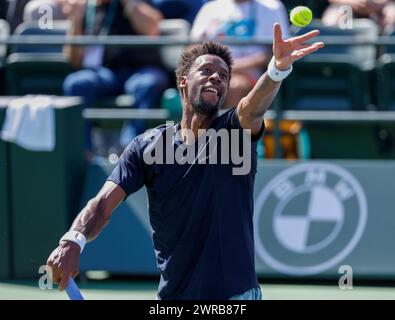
[273, 23, 325, 71]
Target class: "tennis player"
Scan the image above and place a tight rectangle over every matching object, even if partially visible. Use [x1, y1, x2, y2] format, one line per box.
[46, 23, 323, 300]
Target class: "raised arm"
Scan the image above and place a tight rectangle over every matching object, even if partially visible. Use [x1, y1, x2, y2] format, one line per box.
[237, 23, 324, 135]
[46, 181, 125, 290]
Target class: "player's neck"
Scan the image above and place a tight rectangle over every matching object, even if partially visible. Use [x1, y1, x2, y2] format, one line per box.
[180, 108, 216, 144]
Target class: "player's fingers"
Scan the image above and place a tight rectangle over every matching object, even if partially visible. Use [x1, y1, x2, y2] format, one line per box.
[314, 42, 325, 50]
[59, 272, 71, 291]
[273, 23, 283, 47]
[298, 42, 325, 51]
[46, 261, 61, 283]
[292, 43, 323, 59]
[45, 263, 52, 275]
[52, 274, 61, 285]
[70, 269, 79, 279]
[293, 29, 320, 44]
[46, 266, 58, 283]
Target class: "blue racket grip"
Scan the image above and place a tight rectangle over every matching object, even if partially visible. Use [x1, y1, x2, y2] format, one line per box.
[65, 277, 84, 300]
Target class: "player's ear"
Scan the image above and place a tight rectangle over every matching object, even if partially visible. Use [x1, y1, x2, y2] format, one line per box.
[179, 77, 188, 101]
[179, 76, 187, 88]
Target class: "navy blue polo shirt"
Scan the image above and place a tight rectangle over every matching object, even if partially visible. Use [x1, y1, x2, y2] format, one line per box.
[108, 107, 264, 300]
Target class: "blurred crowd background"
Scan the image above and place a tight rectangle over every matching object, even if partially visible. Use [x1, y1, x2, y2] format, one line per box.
[1, 0, 395, 160]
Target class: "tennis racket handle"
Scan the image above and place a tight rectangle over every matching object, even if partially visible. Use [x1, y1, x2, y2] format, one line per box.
[65, 277, 84, 300]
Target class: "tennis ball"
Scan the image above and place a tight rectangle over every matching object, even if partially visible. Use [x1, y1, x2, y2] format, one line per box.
[290, 6, 313, 28]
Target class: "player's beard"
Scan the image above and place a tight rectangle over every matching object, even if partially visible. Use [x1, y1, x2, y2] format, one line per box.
[191, 91, 224, 117]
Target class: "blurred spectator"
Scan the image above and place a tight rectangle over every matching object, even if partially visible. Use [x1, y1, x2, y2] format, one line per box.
[322, 0, 395, 32]
[186, 0, 208, 24]
[23, 0, 65, 22]
[191, 0, 289, 108]
[382, 1, 395, 31]
[60, 0, 169, 152]
[151, 0, 207, 24]
[5, 0, 30, 32]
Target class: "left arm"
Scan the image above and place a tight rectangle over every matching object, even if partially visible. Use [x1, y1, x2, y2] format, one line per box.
[237, 23, 324, 135]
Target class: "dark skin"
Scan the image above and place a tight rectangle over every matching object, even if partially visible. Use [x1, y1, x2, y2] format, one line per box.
[46, 181, 125, 290]
[178, 54, 230, 144]
[46, 24, 324, 290]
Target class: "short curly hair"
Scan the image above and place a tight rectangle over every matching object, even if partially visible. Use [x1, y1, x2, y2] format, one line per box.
[175, 41, 233, 90]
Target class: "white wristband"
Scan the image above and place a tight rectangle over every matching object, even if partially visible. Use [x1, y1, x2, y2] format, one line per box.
[59, 231, 86, 253]
[267, 56, 293, 82]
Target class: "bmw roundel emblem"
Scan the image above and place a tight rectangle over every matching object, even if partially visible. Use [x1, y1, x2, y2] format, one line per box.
[254, 162, 368, 275]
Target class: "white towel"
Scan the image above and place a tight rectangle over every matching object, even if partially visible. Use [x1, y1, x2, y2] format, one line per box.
[1, 95, 55, 151]
[1, 96, 29, 143]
